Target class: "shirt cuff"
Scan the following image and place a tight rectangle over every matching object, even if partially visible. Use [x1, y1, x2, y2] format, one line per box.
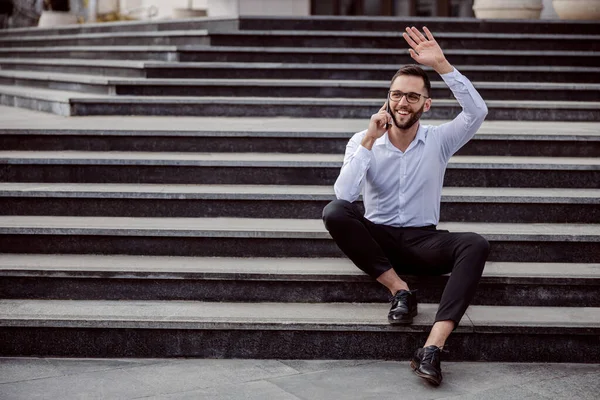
[354, 143, 373, 162]
[440, 67, 461, 84]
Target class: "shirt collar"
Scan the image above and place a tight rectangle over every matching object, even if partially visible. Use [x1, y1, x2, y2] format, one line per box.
[375, 123, 427, 147]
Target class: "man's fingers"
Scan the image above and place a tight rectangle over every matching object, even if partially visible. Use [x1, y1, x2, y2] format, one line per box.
[423, 26, 435, 41]
[403, 31, 419, 49]
[380, 101, 388, 112]
[408, 48, 418, 60]
[411, 26, 427, 42]
[405, 27, 421, 45]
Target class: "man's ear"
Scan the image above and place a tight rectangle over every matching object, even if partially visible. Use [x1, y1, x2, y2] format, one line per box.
[424, 98, 432, 112]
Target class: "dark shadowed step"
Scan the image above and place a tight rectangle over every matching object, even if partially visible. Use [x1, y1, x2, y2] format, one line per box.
[145, 63, 600, 84]
[3, 71, 599, 102]
[179, 46, 600, 67]
[0, 254, 598, 307]
[2, 128, 597, 157]
[0, 184, 598, 224]
[1, 299, 598, 360]
[0, 217, 597, 263]
[1, 30, 596, 51]
[1, 152, 598, 188]
[3, 59, 598, 83]
[113, 80, 600, 102]
[67, 95, 600, 121]
[207, 31, 600, 51]
[239, 16, 600, 35]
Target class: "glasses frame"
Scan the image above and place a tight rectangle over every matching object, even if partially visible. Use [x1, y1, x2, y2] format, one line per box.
[388, 90, 430, 104]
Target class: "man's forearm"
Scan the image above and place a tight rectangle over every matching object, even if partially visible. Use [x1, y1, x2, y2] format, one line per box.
[360, 135, 377, 151]
[434, 59, 454, 75]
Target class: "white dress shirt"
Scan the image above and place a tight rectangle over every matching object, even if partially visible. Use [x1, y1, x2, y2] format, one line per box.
[334, 68, 488, 227]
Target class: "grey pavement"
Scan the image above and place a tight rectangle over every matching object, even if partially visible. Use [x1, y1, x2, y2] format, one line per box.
[0, 357, 598, 400]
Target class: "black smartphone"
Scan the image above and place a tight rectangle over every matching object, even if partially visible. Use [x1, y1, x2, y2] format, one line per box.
[385, 102, 392, 130]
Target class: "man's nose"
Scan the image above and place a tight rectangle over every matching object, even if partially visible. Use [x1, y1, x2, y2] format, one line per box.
[398, 94, 411, 106]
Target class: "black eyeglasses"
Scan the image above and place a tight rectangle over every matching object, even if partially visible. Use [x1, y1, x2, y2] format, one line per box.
[388, 90, 429, 104]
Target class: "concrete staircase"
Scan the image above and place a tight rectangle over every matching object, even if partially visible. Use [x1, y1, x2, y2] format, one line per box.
[0, 16, 599, 361]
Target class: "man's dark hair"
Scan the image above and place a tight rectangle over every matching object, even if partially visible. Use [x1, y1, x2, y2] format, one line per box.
[390, 65, 431, 97]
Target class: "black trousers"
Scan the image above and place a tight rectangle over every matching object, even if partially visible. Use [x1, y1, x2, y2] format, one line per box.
[322, 199, 490, 326]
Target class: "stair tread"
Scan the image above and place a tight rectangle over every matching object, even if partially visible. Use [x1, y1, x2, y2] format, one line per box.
[1, 150, 598, 169]
[0, 254, 597, 281]
[0, 107, 598, 137]
[2, 70, 599, 91]
[3, 58, 600, 72]
[1, 299, 598, 331]
[4, 45, 599, 56]
[0, 216, 598, 239]
[0, 29, 209, 42]
[0, 183, 598, 203]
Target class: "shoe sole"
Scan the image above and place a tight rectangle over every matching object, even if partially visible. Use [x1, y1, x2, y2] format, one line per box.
[410, 360, 442, 386]
[388, 309, 418, 325]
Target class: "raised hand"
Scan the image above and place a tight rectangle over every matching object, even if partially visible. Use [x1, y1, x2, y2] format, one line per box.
[402, 27, 452, 74]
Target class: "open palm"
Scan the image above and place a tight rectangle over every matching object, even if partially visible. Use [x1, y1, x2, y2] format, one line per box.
[403, 27, 446, 68]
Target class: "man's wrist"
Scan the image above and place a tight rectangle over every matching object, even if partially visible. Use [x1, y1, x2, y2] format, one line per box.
[361, 135, 377, 150]
[434, 60, 454, 75]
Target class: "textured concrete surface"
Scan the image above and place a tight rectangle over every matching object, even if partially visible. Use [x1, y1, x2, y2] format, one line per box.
[0, 358, 598, 400]
[0, 254, 597, 281]
[2, 183, 598, 204]
[0, 216, 598, 241]
[2, 104, 599, 135]
[2, 299, 600, 331]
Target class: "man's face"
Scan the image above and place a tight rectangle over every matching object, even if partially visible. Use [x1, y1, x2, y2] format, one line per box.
[388, 75, 431, 130]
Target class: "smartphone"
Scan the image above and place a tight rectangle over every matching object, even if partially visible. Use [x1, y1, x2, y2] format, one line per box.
[385, 102, 392, 130]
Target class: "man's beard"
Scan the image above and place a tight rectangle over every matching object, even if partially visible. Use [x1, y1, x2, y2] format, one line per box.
[390, 103, 425, 130]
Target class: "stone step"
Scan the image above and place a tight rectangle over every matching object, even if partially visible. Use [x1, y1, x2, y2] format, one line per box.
[1, 151, 598, 188]
[143, 62, 600, 84]
[0, 58, 147, 78]
[3, 59, 598, 83]
[65, 95, 600, 121]
[2, 71, 599, 102]
[0, 17, 236, 38]
[0, 84, 109, 116]
[0, 45, 179, 61]
[238, 16, 600, 35]
[1, 16, 598, 38]
[0, 255, 598, 306]
[207, 31, 600, 52]
[3, 83, 597, 120]
[2, 123, 597, 157]
[0, 29, 211, 48]
[3, 45, 598, 67]
[1, 29, 596, 51]
[0, 216, 597, 262]
[179, 46, 600, 67]
[1, 183, 598, 224]
[1, 299, 598, 360]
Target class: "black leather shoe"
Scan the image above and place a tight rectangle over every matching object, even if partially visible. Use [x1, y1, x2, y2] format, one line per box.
[387, 289, 417, 324]
[410, 345, 444, 386]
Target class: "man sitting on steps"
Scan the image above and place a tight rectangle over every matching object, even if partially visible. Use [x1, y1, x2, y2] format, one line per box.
[322, 26, 489, 386]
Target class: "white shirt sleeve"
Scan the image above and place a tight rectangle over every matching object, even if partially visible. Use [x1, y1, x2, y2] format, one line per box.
[333, 131, 372, 202]
[433, 68, 488, 163]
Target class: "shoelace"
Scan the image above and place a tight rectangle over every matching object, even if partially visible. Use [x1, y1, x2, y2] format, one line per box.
[388, 289, 418, 303]
[422, 347, 440, 365]
[422, 346, 450, 365]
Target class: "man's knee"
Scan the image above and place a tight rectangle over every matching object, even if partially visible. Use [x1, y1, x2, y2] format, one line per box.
[322, 199, 353, 228]
[465, 233, 490, 256]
